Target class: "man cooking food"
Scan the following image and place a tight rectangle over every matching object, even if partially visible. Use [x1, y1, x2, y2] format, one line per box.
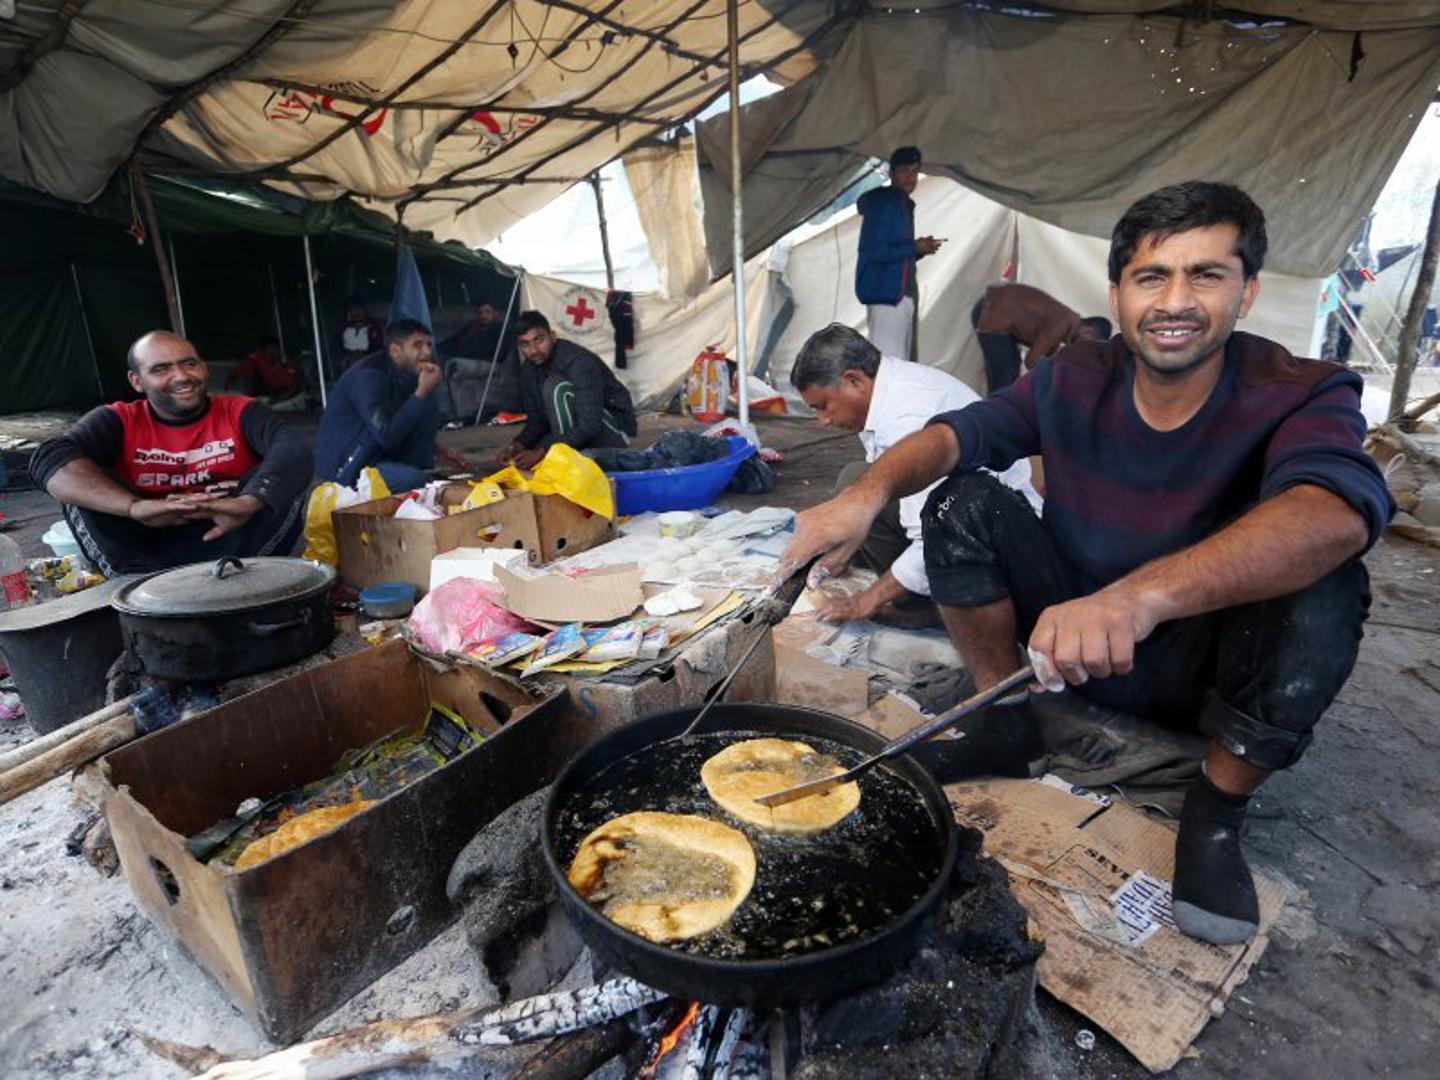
[32, 330, 312, 576]
[781, 182, 1393, 946]
[497, 311, 637, 470]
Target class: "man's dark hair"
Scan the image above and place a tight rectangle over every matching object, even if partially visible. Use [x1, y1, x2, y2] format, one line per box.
[1078, 316, 1112, 340]
[516, 310, 551, 335]
[889, 145, 921, 170]
[384, 318, 430, 349]
[791, 324, 883, 392]
[1108, 181, 1267, 284]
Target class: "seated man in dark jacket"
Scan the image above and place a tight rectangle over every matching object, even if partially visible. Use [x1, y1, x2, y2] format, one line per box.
[498, 311, 637, 470]
[314, 319, 466, 492]
[31, 331, 311, 575]
[784, 182, 1393, 947]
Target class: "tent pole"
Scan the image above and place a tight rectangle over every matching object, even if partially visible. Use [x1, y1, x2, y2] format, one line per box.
[303, 234, 328, 408]
[168, 237, 187, 338]
[474, 271, 522, 426]
[132, 164, 183, 334]
[727, 0, 749, 429]
[70, 263, 105, 400]
[588, 172, 616, 291]
[267, 263, 288, 360]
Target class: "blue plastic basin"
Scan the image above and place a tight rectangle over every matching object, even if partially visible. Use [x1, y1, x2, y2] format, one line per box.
[607, 435, 756, 515]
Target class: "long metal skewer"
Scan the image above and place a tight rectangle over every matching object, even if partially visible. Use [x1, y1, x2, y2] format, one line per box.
[752, 664, 1036, 807]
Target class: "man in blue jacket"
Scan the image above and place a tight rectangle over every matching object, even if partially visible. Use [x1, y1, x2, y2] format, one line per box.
[314, 319, 467, 492]
[855, 146, 944, 361]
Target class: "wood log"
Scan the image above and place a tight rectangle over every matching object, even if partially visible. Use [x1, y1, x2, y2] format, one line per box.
[0, 713, 139, 806]
[0, 693, 137, 773]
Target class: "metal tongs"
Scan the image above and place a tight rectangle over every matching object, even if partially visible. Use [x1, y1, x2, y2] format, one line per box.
[676, 558, 815, 739]
[752, 663, 1038, 807]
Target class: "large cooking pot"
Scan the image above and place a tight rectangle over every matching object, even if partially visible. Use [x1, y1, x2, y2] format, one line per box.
[112, 556, 335, 681]
[543, 702, 958, 1008]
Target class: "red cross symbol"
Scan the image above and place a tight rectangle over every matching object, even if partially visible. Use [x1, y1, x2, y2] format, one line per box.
[565, 296, 597, 327]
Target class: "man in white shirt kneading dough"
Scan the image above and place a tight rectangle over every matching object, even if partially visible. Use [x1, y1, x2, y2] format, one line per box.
[791, 323, 1041, 625]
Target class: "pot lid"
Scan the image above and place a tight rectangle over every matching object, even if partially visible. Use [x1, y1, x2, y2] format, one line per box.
[114, 556, 335, 616]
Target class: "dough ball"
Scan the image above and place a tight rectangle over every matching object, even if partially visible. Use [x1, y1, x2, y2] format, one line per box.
[567, 811, 756, 942]
[702, 738, 860, 834]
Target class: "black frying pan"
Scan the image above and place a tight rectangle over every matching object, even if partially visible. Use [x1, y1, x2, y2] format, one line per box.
[542, 702, 958, 1007]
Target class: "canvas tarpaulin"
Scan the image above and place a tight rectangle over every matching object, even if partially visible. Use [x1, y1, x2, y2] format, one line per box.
[522, 255, 776, 410]
[623, 136, 709, 300]
[0, 1, 831, 248]
[698, 7, 1440, 279]
[761, 176, 1324, 403]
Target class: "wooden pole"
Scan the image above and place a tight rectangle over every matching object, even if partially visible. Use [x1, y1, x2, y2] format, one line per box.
[1387, 176, 1440, 427]
[0, 713, 140, 807]
[0, 693, 137, 773]
[588, 172, 616, 291]
[131, 164, 183, 334]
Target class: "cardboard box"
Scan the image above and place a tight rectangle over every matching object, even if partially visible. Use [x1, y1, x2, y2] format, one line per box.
[947, 777, 1292, 1073]
[495, 562, 645, 624]
[94, 639, 594, 1042]
[540, 604, 776, 734]
[333, 487, 615, 595]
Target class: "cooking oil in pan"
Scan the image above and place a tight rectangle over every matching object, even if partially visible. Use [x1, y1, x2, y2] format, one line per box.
[554, 731, 946, 961]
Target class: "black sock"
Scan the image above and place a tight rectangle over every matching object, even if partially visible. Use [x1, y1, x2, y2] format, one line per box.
[910, 699, 1042, 783]
[1171, 772, 1259, 945]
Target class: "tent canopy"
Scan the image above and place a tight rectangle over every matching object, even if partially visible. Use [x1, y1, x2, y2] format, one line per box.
[2, 2, 1436, 267]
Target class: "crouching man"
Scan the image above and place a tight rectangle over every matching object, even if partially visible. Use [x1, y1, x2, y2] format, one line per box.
[782, 182, 1393, 945]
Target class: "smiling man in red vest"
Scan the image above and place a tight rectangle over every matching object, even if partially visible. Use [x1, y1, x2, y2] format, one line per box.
[31, 331, 312, 576]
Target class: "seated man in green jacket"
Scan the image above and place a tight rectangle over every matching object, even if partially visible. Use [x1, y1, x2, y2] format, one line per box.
[498, 311, 637, 469]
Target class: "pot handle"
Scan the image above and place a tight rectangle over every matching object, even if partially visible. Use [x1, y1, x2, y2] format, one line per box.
[249, 612, 309, 637]
[212, 556, 245, 579]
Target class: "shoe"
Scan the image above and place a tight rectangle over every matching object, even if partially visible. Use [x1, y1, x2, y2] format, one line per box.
[1170, 773, 1259, 945]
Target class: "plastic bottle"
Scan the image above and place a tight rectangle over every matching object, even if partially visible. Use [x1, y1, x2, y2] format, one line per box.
[0, 533, 34, 611]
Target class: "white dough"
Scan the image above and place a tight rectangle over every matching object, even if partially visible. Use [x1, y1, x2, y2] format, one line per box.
[675, 554, 702, 573]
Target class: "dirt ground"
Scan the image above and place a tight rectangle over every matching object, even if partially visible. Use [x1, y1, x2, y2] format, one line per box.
[0, 411, 1436, 1078]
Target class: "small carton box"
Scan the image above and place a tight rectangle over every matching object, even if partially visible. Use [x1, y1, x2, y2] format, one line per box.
[93, 639, 592, 1041]
[334, 486, 615, 596]
[495, 562, 645, 624]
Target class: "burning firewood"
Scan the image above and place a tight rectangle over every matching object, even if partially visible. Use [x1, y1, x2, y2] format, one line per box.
[194, 978, 664, 1079]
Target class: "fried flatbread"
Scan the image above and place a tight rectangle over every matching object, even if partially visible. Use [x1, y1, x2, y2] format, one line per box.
[701, 738, 860, 834]
[568, 811, 755, 942]
[233, 801, 374, 871]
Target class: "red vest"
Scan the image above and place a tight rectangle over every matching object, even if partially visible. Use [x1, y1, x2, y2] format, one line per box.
[108, 396, 259, 497]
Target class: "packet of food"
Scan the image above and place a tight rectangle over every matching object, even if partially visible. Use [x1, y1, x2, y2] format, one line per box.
[467, 631, 542, 667]
[583, 621, 646, 662]
[521, 624, 587, 677]
[637, 625, 670, 660]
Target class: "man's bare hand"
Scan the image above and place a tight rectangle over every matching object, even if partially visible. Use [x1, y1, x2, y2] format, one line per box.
[415, 362, 443, 398]
[779, 489, 884, 586]
[435, 445, 469, 473]
[916, 236, 944, 257]
[194, 495, 264, 542]
[1027, 584, 1161, 685]
[815, 589, 879, 625]
[512, 448, 545, 471]
[128, 498, 205, 528]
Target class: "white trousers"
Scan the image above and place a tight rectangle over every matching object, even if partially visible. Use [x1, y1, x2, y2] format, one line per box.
[866, 295, 915, 361]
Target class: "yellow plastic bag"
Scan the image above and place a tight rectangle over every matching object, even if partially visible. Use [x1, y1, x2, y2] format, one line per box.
[484, 443, 615, 520]
[302, 467, 390, 565]
[459, 480, 506, 511]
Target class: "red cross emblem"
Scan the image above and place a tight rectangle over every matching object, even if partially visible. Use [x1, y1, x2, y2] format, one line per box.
[566, 296, 597, 327]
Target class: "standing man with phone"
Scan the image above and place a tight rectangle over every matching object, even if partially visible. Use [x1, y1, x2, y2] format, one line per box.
[855, 146, 945, 362]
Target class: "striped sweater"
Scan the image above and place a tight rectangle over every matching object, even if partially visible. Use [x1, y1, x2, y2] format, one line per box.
[930, 332, 1395, 593]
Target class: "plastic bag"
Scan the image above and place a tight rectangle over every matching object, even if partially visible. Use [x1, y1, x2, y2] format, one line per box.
[686, 345, 730, 423]
[407, 578, 533, 654]
[484, 443, 615, 520]
[303, 467, 390, 566]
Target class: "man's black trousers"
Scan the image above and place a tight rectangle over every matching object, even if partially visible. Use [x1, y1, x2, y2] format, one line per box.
[921, 470, 1370, 772]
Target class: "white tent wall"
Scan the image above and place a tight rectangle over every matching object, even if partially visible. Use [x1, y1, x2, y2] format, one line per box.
[764, 176, 1324, 407]
[522, 254, 776, 410]
[1017, 216, 1323, 359]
